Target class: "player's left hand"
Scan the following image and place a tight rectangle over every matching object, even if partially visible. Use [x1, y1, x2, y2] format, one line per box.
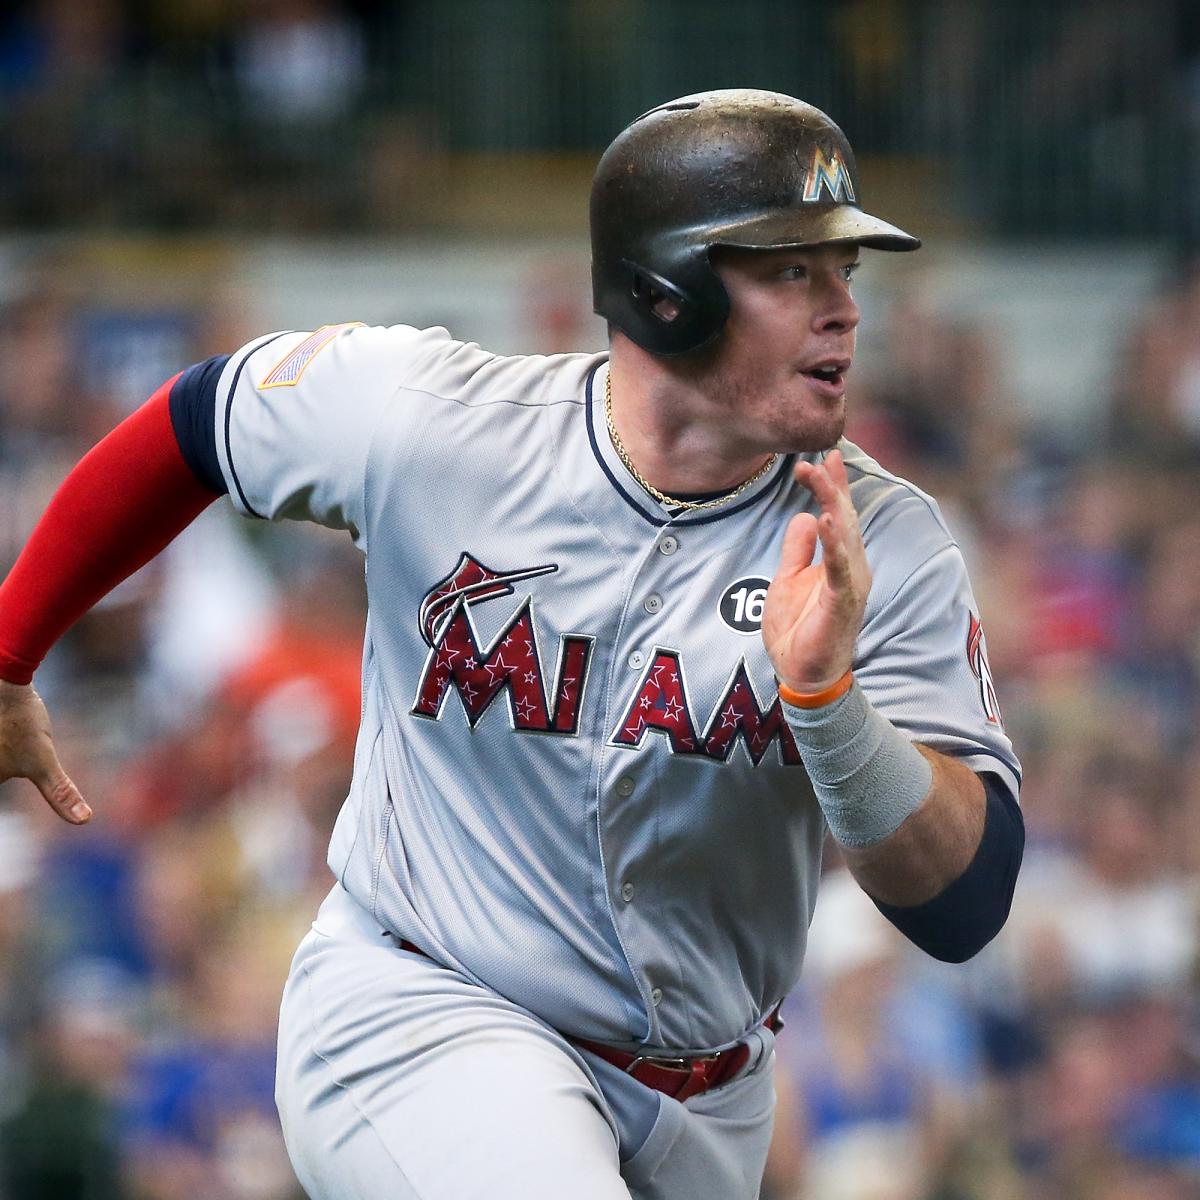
[762, 449, 871, 693]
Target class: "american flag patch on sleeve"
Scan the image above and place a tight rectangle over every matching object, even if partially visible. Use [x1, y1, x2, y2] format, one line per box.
[259, 322, 363, 388]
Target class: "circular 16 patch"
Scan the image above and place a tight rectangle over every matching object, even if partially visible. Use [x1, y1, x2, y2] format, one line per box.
[719, 576, 771, 634]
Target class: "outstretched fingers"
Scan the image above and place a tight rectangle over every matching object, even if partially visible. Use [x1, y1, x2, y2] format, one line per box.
[767, 451, 870, 688]
[795, 452, 852, 522]
[816, 509, 854, 590]
[793, 450, 870, 601]
[823, 446, 850, 490]
[776, 511, 820, 580]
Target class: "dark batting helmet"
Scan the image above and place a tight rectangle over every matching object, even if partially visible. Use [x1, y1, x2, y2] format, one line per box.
[590, 89, 920, 356]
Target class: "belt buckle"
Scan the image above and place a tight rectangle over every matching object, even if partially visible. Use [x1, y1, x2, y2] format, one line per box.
[624, 1054, 692, 1076]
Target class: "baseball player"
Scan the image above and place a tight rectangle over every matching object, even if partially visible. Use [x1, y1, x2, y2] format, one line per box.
[0, 91, 1023, 1199]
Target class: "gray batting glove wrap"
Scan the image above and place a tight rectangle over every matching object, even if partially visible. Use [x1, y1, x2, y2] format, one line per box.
[782, 680, 931, 848]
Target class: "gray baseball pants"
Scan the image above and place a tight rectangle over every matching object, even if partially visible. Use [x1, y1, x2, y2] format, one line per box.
[275, 884, 778, 1199]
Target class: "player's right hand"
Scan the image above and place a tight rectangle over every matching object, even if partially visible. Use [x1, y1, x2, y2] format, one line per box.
[0, 680, 90, 824]
[762, 448, 871, 693]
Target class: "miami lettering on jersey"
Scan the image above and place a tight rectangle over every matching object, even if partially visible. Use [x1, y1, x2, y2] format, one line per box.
[412, 553, 592, 733]
[612, 653, 801, 765]
[411, 552, 802, 766]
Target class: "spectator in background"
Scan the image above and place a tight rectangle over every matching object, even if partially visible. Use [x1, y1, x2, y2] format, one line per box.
[1113, 517, 1200, 751]
[0, 810, 46, 1123]
[765, 871, 981, 1200]
[0, 287, 91, 572]
[1107, 265, 1200, 468]
[231, 0, 366, 126]
[0, 959, 134, 1200]
[222, 0, 369, 225]
[0, 0, 130, 223]
[123, 914, 303, 1200]
[1030, 466, 1139, 665]
[1016, 996, 1200, 1197]
[846, 289, 1029, 546]
[1114, 993, 1200, 1174]
[1015, 758, 1196, 1002]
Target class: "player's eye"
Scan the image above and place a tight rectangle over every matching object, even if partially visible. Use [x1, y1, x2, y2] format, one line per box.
[840, 262, 860, 283]
[779, 264, 808, 280]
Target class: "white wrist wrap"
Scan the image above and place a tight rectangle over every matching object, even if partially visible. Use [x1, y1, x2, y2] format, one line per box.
[782, 680, 933, 848]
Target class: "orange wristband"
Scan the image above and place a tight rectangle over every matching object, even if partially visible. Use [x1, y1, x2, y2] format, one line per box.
[778, 670, 854, 710]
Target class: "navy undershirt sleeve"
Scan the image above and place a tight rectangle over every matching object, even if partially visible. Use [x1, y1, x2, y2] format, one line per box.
[872, 773, 1024, 963]
[168, 355, 230, 495]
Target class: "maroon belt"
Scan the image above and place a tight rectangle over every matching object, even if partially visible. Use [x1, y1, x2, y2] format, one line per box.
[396, 935, 781, 1104]
[571, 1006, 783, 1103]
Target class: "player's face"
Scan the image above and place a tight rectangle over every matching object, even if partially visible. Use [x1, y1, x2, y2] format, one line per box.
[699, 244, 861, 453]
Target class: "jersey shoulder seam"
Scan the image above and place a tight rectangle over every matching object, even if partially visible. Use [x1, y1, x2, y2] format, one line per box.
[360, 374, 575, 534]
[843, 459, 961, 620]
[864, 539, 961, 632]
[845, 460, 957, 546]
[387, 346, 600, 413]
[394, 382, 587, 411]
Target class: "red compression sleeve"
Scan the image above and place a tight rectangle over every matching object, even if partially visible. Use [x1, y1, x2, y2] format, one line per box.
[0, 375, 221, 684]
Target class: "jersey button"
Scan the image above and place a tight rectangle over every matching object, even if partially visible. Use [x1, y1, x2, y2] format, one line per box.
[650, 987, 663, 1006]
[628, 651, 645, 670]
[616, 776, 635, 797]
[658, 535, 679, 556]
[644, 594, 663, 615]
[620, 881, 635, 902]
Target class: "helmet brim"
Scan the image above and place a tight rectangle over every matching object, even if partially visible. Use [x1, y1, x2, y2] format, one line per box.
[709, 205, 920, 253]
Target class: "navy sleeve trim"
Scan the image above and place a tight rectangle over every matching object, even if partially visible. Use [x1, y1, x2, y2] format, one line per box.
[223, 332, 292, 520]
[168, 355, 231, 495]
[938, 743, 1023, 786]
[872, 773, 1024, 963]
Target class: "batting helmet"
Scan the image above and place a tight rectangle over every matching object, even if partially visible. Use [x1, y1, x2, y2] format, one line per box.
[590, 89, 920, 356]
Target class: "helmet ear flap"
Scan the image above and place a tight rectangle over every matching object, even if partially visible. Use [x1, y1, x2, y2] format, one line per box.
[612, 258, 728, 355]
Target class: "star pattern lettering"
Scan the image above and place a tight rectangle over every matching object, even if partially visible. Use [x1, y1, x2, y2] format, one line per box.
[698, 663, 802, 766]
[412, 564, 591, 735]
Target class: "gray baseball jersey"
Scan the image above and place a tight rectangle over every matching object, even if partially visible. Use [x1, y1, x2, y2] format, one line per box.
[212, 322, 1019, 1052]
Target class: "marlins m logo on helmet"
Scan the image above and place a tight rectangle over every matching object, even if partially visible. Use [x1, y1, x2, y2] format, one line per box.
[803, 147, 856, 203]
[590, 89, 916, 355]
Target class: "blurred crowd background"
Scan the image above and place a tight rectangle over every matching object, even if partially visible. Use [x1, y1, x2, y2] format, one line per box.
[2, 1, 1199, 1199]
[2, 0, 1199, 238]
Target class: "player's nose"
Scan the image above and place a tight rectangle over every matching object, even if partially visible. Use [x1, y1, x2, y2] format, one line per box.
[813, 282, 860, 335]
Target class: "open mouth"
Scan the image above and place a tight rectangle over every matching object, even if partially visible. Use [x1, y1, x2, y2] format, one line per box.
[804, 365, 843, 384]
[799, 360, 850, 393]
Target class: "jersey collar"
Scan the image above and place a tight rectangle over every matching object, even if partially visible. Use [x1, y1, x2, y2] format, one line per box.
[585, 361, 794, 528]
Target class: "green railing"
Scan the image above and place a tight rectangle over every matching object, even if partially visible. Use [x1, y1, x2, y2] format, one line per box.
[0, 0, 1193, 239]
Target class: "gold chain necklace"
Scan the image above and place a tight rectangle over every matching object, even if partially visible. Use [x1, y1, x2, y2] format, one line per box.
[604, 372, 777, 512]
